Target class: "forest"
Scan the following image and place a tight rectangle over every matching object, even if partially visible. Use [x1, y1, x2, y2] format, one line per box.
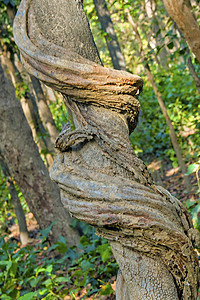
[0, 0, 200, 299]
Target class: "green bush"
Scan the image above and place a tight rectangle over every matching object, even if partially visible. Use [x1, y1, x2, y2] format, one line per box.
[0, 222, 118, 299]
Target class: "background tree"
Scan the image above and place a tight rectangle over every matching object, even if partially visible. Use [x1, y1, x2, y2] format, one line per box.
[163, 0, 200, 63]
[0, 63, 80, 246]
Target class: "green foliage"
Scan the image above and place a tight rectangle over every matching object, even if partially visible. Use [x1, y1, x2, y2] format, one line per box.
[131, 62, 200, 166]
[48, 97, 69, 133]
[0, 222, 117, 299]
[0, 166, 28, 234]
[185, 162, 200, 230]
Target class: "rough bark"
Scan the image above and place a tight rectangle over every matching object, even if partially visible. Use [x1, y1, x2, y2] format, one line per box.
[93, 0, 126, 70]
[162, 0, 200, 63]
[127, 11, 192, 193]
[14, 0, 199, 299]
[0, 64, 80, 246]
[0, 153, 30, 245]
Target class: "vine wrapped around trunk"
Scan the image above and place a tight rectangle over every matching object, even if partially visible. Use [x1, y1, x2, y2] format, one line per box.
[13, 0, 200, 299]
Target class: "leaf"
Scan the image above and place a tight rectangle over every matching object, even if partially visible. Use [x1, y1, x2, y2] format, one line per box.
[186, 163, 199, 175]
[167, 42, 174, 49]
[55, 276, 71, 283]
[1, 295, 13, 300]
[80, 236, 90, 246]
[100, 284, 114, 296]
[40, 221, 57, 239]
[10, 261, 17, 277]
[18, 292, 37, 300]
[80, 260, 94, 272]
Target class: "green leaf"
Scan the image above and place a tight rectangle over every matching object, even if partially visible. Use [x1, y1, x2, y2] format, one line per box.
[80, 260, 94, 272]
[100, 284, 114, 296]
[167, 42, 174, 49]
[1, 295, 13, 300]
[40, 221, 57, 239]
[186, 163, 199, 175]
[18, 292, 37, 300]
[55, 276, 71, 283]
[10, 261, 17, 277]
[43, 278, 52, 287]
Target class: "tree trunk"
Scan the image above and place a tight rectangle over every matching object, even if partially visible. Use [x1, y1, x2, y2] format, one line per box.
[0, 49, 55, 167]
[162, 0, 200, 63]
[0, 64, 80, 246]
[144, 0, 169, 67]
[0, 153, 30, 245]
[30, 75, 59, 143]
[13, 0, 199, 298]
[187, 55, 200, 93]
[93, 0, 126, 70]
[127, 11, 192, 192]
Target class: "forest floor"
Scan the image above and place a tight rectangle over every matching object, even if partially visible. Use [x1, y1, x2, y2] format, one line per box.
[7, 159, 199, 300]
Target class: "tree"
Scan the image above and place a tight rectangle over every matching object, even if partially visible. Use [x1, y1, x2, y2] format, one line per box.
[0, 152, 29, 245]
[93, 0, 126, 70]
[14, 0, 199, 299]
[0, 63, 80, 246]
[163, 0, 200, 63]
[127, 11, 192, 192]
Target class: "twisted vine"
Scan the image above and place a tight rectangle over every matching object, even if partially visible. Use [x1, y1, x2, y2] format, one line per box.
[14, 0, 199, 299]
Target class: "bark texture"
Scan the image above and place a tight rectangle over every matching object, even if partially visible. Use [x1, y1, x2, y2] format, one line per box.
[162, 0, 200, 63]
[0, 64, 80, 246]
[13, 0, 200, 299]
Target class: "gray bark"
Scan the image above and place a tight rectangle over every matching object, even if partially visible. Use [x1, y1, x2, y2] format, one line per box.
[0, 64, 80, 246]
[13, 0, 200, 298]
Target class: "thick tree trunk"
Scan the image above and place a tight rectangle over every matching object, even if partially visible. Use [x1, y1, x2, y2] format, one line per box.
[14, 0, 199, 299]
[0, 64, 80, 246]
[127, 11, 192, 192]
[93, 0, 126, 70]
[0, 153, 30, 245]
[162, 0, 200, 63]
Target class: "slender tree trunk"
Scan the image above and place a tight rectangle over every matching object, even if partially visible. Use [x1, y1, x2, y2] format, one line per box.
[187, 55, 200, 93]
[93, 0, 126, 70]
[0, 153, 30, 245]
[0, 64, 80, 246]
[30, 75, 59, 143]
[162, 0, 200, 63]
[145, 0, 169, 67]
[127, 11, 192, 192]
